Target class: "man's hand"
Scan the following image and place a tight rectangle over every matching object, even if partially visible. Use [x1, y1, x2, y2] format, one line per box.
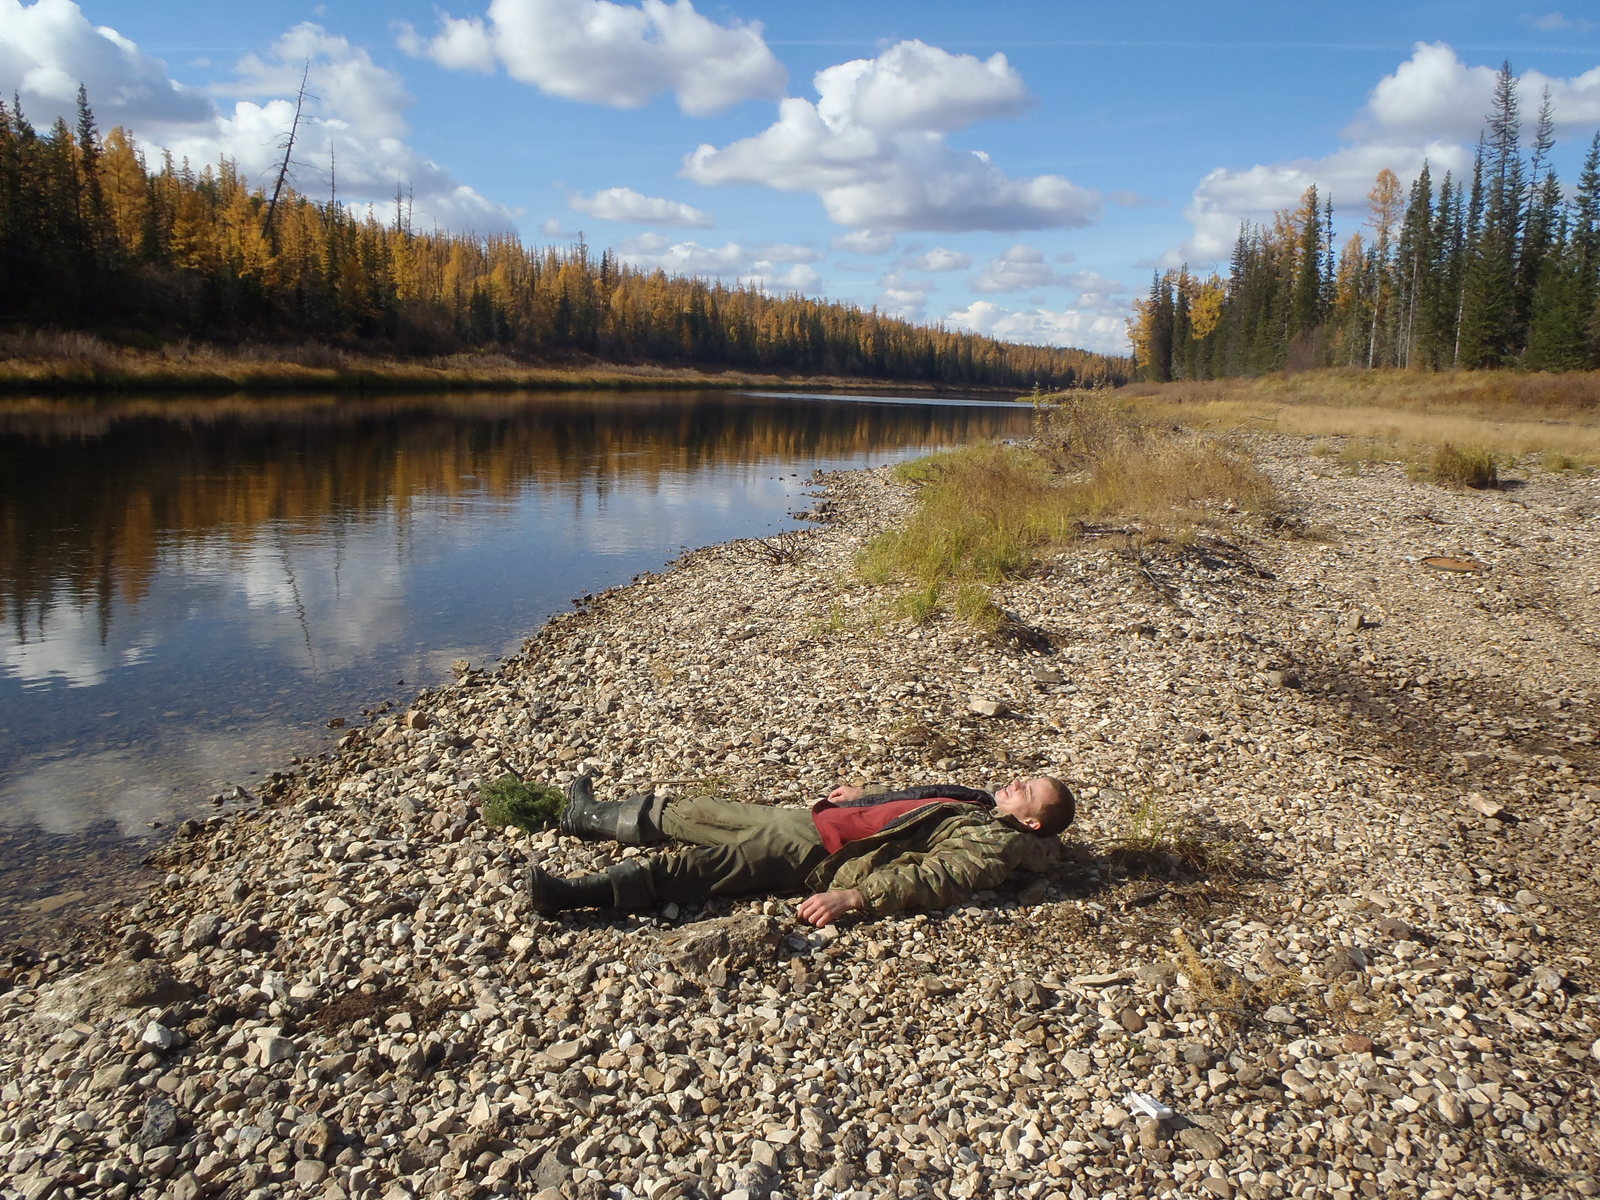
[826, 784, 868, 804]
[796, 889, 865, 927]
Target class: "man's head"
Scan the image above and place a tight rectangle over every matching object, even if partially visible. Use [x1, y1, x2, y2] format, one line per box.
[994, 776, 1075, 836]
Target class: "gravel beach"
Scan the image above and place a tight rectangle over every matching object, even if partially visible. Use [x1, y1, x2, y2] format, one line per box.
[2, 434, 1596, 1200]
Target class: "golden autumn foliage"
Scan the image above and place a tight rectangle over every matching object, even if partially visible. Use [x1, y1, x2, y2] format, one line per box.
[0, 101, 1132, 391]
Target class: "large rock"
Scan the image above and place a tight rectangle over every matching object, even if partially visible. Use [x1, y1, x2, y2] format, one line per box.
[651, 912, 783, 975]
[29, 960, 196, 1027]
[138, 1095, 180, 1149]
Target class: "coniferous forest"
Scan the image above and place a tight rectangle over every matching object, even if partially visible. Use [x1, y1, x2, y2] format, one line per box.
[1130, 64, 1600, 381]
[0, 89, 1130, 391]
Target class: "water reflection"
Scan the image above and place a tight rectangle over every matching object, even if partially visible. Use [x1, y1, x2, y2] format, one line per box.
[0, 389, 1028, 865]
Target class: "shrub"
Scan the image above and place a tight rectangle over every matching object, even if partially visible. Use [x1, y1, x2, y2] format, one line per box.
[479, 775, 567, 832]
[1427, 443, 1498, 489]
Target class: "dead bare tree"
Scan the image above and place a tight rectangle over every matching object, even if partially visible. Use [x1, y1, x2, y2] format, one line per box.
[262, 61, 311, 243]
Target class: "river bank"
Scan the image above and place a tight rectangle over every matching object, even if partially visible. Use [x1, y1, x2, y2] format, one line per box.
[1, 435, 1597, 1200]
[0, 335, 1030, 399]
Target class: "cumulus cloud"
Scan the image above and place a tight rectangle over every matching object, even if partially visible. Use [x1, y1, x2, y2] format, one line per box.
[875, 270, 935, 320]
[759, 243, 824, 263]
[0, 5, 516, 236]
[684, 39, 1099, 233]
[745, 263, 821, 293]
[833, 230, 896, 255]
[944, 299, 1130, 356]
[1348, 43, 1600, 143]
[973, 244, 1077, 293]
[616, 234, 820, 292]
[1166, 44, 1600, 270]
[570, 186, 713, 227]
[0, 0, 213, 133]
[232, 24, 411, 139]
[1172, 138, 1470, 265]
[909, 247, 971, 272]
[811, 38, 1030, 134]
[394, 14, 496, 72]
[397, 0, 786, 116]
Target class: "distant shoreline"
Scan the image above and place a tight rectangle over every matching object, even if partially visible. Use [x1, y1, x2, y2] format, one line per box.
[0, 336, 1036, 399]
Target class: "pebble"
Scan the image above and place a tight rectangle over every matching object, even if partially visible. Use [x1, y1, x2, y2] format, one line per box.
[1178, 1126, 1226, 1159]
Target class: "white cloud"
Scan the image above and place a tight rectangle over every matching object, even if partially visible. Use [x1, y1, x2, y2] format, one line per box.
[945, 299, 1130, 356]
[231, 24, 410, 139]
[744, 263, 820, 293]
[1167, 44, 1600, 271]
[571, 186, 713, 227]
[758, 242, 824, 263]
[909, 247, 970, 272]
[1061, 271, 1127, 300]
[1174, 138, 1471, 266]
[833, 230, 896, 255]
[399, 0, 786, 116]
[876, 270, 934, 320]
[618, 233, 747, 273]
[616, 234, 818, 292]
[0, 0, 214, 132]
[0, 6, 517, 237]
[973, 244, 1074, 293]
[394, 14, 496, 72]
[1349, 43, 1600, 143]
[812, 39, 1030, 134]
[1528, 12, 1597, 34]
[684, 39, 1099, 233]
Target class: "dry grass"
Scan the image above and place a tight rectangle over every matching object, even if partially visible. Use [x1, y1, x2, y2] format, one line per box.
[1123, 367, 1600, 417]
[1122, 370, 1600, 468]
[1422, 443, 1499, 489]
[729, 530, 810, 567]
[1168, 927, 1399, 1034]
[0, 330, 857, 395]
[1111, 789, 1240, 874]
[859, 394, 1278, 628]
[1170, 929, 1248, 1023]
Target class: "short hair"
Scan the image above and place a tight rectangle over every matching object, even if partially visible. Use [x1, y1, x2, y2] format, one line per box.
[1035, 776, 1075, 836]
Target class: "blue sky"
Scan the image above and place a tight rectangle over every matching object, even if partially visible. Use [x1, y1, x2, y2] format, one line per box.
[3, 1, 1599, 355]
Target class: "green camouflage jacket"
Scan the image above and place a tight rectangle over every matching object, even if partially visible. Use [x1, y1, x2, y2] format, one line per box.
[806, 801, 1037, 916]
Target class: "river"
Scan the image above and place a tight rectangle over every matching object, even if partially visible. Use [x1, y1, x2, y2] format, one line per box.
[0, 387, 1031, 933]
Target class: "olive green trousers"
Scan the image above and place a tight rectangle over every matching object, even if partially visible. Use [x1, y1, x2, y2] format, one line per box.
[648, 794, 828, 903]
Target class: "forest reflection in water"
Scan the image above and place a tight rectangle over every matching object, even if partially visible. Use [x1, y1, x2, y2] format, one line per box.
[0, 388, 1029, 868]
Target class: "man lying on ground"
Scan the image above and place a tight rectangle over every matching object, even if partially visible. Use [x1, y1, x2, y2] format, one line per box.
[526, 774, 1075, 927]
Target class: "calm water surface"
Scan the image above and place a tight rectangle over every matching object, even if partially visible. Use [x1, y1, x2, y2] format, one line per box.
[0, 388, 1029, 921]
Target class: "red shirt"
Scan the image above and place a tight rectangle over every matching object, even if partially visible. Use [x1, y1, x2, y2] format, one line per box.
[810, 794, 989, 853]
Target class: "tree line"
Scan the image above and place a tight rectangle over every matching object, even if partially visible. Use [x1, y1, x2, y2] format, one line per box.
[1130, 63, 1600, 380]
[0, 89, 1129, 391]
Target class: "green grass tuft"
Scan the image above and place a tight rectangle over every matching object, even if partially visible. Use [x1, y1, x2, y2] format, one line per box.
[479, 775, 567, 832]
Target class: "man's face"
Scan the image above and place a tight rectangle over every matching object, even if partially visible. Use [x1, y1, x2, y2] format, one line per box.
[994, 777, 1053, 831]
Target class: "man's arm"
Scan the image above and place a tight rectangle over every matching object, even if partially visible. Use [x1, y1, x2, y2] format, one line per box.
[825, 783, 994, 808]
[796, 889, 865, 927]
[848, 819, 1027, 917]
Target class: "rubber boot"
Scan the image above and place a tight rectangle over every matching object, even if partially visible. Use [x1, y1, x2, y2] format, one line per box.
[558, 776, 664, 845]
[525, 865, 612, 915]
[526, 858, 658, 916]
